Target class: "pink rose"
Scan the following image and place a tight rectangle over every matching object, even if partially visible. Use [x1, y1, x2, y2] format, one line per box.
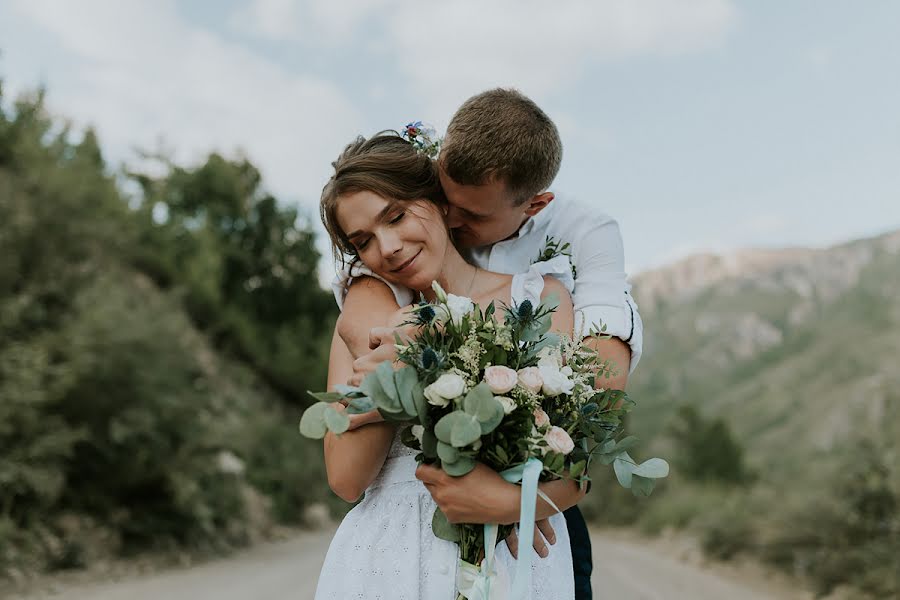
[545, 426, 575, 455]
[516, 367, 543, 393]
[533, 408, 550, 428]
[484, 365, 517, 395]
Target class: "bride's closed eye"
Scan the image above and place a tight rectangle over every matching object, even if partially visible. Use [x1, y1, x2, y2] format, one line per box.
[389, 211, 405, 224]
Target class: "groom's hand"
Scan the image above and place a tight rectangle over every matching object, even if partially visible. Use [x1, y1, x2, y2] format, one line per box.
[503, 519, 556, 560]
[348, 318, 418, 387]
[415, 462, 557, 559]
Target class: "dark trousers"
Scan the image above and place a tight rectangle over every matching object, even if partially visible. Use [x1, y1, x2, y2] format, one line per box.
[563, 506, 592, 599]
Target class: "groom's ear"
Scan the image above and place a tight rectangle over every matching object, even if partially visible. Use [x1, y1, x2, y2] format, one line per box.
[522, 192, 554, 217]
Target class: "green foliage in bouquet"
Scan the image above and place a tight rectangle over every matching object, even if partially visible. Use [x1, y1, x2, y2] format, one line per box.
[301, 282, 669, 570]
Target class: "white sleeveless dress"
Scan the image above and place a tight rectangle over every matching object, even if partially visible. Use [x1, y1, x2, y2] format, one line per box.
[316, 262, 576, 600]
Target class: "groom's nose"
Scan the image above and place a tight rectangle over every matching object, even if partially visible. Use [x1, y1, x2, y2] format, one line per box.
[446, 206, 464, 229]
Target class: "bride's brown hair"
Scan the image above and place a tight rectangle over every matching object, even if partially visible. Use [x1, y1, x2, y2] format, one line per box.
[320, 131, 447, 268]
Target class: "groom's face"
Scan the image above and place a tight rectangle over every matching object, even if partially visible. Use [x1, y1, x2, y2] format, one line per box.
[439, 168, 529, 249]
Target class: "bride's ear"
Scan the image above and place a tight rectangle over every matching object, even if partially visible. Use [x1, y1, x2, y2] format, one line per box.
[523, 192, 554, 217]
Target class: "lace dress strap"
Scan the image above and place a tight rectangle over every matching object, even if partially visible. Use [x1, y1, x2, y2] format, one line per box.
[331, 262, 415, 310]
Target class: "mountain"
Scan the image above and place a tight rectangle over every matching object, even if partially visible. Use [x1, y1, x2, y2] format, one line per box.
[626, 228, 900, 480]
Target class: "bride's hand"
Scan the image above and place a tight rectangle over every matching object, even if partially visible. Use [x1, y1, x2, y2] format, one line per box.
[415, 462, 557, 559]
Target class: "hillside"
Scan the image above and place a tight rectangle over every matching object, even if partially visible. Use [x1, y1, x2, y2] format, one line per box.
[588, 229, 900, 598]
[628, 229, 900, 474]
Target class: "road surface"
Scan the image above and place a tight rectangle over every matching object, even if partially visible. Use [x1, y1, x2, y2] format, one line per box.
[8, 529, 808, 600]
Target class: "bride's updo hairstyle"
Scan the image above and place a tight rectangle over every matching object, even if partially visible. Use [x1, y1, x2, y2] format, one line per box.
[321, 131, 446, 266]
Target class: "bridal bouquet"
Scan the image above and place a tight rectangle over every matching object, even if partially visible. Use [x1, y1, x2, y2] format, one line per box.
[301, 282, 667, 598]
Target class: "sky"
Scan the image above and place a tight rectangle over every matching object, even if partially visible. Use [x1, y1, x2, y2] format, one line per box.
[1, 0, 898, 284]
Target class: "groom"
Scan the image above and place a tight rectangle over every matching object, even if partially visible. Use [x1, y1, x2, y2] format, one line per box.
[331, 88, 643, 599]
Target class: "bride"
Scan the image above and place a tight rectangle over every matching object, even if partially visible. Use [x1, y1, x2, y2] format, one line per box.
[313, 131, 584, 599]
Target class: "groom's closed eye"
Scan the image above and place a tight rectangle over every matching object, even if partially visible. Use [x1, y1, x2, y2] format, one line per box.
[458, 208, 487, 222]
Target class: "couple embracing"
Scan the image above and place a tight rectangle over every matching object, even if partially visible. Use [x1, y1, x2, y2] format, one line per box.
[314, 89, 643, 599]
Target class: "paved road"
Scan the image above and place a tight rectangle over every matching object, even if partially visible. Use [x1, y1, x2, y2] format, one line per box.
[11, 529, 807, 600]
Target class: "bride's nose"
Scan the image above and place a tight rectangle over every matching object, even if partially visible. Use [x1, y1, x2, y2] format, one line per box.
[378, 230, 403, 259]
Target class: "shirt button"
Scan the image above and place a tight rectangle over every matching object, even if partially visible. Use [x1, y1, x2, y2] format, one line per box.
[439, 565, 449, 575]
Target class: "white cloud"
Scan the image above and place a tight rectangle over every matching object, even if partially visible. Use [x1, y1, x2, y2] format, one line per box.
[235, 0, 738, 116]
[7, 0, 363, 207]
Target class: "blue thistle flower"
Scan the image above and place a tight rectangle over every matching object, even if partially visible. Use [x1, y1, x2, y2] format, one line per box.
[422, 347, 438, 369]
[517, 300, 533, 319]
[417, 305, 436, 325]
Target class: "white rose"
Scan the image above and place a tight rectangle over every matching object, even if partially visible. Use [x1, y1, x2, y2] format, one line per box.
[561, 365, 573, 377]
[411, 425, 425, 444]
[424, 373, 466, 407]
[537, 346, 563, 369]
[545, 426, 575, 455]
[539, 365, 574, 396]
[495, 396, 517, 414]
[516, 367, 543, 393]
[438, 293, 475, 326]
[533, 407, 550, 428]
[484, 365, 517, 394]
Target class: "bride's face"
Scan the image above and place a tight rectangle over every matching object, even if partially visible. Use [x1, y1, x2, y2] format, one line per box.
[336, 190, 450, 292]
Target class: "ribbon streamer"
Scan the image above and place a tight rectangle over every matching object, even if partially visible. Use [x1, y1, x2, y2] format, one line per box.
[457, 457, 561, 600]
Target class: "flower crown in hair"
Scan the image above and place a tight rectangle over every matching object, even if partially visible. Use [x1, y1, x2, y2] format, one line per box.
[402, 121, 442, 159]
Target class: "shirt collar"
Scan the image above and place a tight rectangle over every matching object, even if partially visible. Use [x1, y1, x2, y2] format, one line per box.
[512, 197, 556, 240]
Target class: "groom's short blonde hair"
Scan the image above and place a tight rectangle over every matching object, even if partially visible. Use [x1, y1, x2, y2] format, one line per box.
[441, 88, 562, 205]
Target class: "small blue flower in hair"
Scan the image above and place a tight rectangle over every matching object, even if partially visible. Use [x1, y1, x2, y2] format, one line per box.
[402, 120, 442, 159]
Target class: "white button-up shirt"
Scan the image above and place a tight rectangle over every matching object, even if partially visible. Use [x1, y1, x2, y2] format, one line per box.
[332, 198, 643, 372]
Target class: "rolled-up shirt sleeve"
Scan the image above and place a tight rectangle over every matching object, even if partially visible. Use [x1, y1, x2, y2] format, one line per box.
[570, 217, 644, 374]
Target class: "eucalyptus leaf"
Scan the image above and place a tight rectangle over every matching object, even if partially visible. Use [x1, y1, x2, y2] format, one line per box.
[394, 366, 419, 416]
[443, 456, 476, 476]
[632, 458, 669, 479]
[431, 507, 460, 542]
[630, 474, 656, 497]
[478, 403, 504, 435]
[307, 391, 345, 403]
[412, 381, 429, 424]
[361, 369, 402, 414]
[613, 453, 635, 488]
[324, 405, 350, 434]
[434, 411, 466, 444]
[437, 440, 459, 463]
[298, 402, 330, 439]
[451, 414, 482, 448]
[345, 397, 376, 414]
[334, 384, 362, 397]
[614, 436, 641, 453]
[569, 460, 586, 478]
[462, 383, 493, 418]
[375, 361, 399, 403]
[422, 429, 438, 459]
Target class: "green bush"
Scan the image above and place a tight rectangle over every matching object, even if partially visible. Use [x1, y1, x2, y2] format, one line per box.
[1, 80, 339, 576]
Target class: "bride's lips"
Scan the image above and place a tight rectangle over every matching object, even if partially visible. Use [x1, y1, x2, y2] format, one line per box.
[391, 250, 421, 274]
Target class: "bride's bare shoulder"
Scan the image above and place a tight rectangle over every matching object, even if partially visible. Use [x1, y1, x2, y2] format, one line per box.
[540, 275, 573, 307]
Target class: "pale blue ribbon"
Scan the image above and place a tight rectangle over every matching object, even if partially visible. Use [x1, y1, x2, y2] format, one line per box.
[462, 457, 559, 600]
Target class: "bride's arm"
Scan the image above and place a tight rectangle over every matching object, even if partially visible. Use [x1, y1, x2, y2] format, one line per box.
[415, 463, 586, 525]
[542, 275, 574, 339]
[323, 277, 399, 502]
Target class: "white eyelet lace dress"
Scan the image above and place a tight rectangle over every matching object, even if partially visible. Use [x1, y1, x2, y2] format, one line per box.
[315, 259, 576, 600]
